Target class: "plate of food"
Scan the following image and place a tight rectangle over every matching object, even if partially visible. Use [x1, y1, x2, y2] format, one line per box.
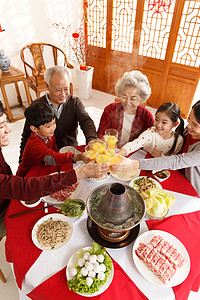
[132, 230, 190, 287]
[87, 172, 111, 182]
[20, 198, 41, 207]
[59, 146, 85, 169]
[111, 168, 140, 181]
[129, 176, 162, 193]
[32, 213, 73, 250]
[66, 242, 114, 296]
[42, 175, 81, 205]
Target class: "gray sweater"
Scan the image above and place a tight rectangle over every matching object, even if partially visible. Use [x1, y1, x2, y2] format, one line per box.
[140, 140, 200, 196]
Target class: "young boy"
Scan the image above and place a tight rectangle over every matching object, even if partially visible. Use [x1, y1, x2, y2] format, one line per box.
[17, 102, 85, 177]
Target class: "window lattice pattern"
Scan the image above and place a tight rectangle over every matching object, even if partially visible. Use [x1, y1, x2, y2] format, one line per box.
[139, 0, 175, 59]
[87, 0, 107, 48]
[111, 0, 137, 52]
[172, 0, 200, 67]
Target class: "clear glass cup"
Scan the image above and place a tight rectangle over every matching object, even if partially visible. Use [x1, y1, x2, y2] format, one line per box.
[96, 152, 111, 164]
[85, 145, 98, 161]
[89, 139, 107, 154]
[104, 129, 118, 149]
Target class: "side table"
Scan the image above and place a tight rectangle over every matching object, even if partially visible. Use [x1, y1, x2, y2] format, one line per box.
[0, 65, 32, 122]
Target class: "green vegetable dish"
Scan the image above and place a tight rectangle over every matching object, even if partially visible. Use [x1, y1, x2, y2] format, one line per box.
[59, 198, 85, 218]
[67, 242, 113, 294]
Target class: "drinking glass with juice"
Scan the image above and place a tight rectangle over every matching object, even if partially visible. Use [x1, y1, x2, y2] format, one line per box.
[104, 129, 118, 149]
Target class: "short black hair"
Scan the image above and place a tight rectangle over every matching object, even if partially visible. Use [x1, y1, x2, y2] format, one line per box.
[24, 102, 55, 128]
[0, 101, 4, 117]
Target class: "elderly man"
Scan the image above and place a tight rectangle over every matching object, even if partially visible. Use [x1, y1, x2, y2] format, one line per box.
[0, 101, 108, 236]
[19, 65, 97, 161]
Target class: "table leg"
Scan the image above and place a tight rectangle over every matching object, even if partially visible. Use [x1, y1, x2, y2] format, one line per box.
[23, 79, 32, 105]
[0, 84, 13, 122]
[14, 82, 23, 106]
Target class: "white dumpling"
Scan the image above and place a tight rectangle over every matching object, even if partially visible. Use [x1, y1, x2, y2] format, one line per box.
[85, 261, 93, 272]
[83, 252, 90, 261]
[80, 267, 88, 276]
[78, 258, 85, 267]
[89, 254, 97, 264]
[93, 262, 101, 274]
[98, 272, 105, 281]
[99, 263, 106, 272]
[88, 270, 96, 278]
[86, 277, 93, 286]
[69, 267, 77, 277]
[97, 254, 104, 263]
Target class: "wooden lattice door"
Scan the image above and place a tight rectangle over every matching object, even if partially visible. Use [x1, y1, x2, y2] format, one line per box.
[85, 0, 200, 118]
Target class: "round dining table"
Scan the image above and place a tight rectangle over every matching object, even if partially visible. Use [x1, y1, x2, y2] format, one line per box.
[4, 149, 200, 300]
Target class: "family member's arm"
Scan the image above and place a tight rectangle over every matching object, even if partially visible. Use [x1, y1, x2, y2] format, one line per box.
[118, 129, 153, 156]
[75, 98, 97, 144]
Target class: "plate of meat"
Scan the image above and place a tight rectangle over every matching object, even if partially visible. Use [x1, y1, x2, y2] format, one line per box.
[132, 230, 190, 287]
[42, 173, 81, 205]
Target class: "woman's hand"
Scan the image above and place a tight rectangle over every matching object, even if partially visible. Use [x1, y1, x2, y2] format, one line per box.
[75, 161, 110, 180]
[110, 157, 140, 173]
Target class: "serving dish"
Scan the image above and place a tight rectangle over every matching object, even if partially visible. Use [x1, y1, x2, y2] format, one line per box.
[152, 170, 170, 182]
[111, 168, 140, 182]
[32, 213, 73, 250]
[132, 230, 190, 287]
[20, 199, 41, 208]
[129, 176, 162, 192]
[87, 172, 111, 182]
[66, 246, 114, 296]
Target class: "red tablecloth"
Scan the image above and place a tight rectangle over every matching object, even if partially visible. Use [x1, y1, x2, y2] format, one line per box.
[146, 211, 200, 300]
[27, 260, 148, 300]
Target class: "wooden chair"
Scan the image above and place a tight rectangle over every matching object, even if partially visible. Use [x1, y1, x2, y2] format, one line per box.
[0, 237, 7, 283]
[20, 43, 74, 99]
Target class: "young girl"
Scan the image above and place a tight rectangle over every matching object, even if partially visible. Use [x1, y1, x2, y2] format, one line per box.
[117, 102, 184, 157]
[112, 100, 200, 196]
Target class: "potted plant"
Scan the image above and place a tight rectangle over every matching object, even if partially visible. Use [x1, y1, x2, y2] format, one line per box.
[50, 20, 97, 100]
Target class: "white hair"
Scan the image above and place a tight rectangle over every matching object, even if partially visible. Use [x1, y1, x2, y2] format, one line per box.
[44, 66, 71, 85]
[115, 70, 151, 102]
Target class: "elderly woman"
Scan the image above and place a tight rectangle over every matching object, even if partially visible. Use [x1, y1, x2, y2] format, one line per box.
[97, 71, 154, 147]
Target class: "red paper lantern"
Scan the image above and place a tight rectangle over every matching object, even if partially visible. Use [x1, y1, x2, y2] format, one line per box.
[148, 0, 173, 13]
[72, 32, 79, 39]
[80, 64, 87, 71]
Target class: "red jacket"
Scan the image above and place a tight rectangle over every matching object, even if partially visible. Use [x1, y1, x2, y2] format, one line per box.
[0, 148, 77, 212]
[97, 102, 154, 146]
[16, 133, 73, 177]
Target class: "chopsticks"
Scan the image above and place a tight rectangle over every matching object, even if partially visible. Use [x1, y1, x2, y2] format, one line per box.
[8, 204, 54, 218]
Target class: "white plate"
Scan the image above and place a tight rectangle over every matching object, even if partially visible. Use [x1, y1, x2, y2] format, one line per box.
[20, 199, 41, 207]
[87, 172, 111, 182]
[111, 168, 140, 181]
[129, 176, 162, 191]
[66, 247, 114, 297]
[42, 174, 81, 205]
[32, 213, 73, 250]
[132, 230, 190, 287]
[59, 146, 85, 169]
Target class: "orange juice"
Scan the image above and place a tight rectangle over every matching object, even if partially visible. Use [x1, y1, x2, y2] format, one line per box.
[105, 149, 115, 157]
[110, 156, 122, 164]
[85, 150, 97, 161]
[105, 135, 118, 149]
[92, 142, 106, 154]
[96, 154, 110, 164]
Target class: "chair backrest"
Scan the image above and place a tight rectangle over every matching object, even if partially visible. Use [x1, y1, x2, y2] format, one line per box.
[20, 43, 73, 82]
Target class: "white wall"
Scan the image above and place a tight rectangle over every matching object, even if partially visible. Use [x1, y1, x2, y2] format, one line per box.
[0, 0, 83, 106]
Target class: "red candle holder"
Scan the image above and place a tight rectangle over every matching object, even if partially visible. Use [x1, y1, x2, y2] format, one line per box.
[80, 64, 87, 71]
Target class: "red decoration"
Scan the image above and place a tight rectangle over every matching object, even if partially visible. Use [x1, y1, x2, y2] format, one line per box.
[72, 32, 79, 39]
[0, 24, 5, 32]
[80, 64, 87, 71]
[148, 0, 173, 13]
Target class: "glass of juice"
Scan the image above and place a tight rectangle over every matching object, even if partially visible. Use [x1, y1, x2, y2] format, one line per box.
[104, 129, 118, 149]
[110, 155, 123, 173]
[96, 153, 111, 164]
[90, 139, 107, 154]
[85, 145, 97, 161]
